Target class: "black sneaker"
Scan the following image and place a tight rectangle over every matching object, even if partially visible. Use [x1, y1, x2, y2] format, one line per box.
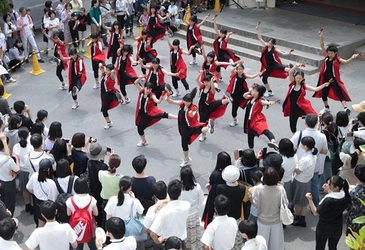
[38, 59, 45, 63]
[268, 142, 279, 151]
[165, 83, 173, 95]
[224, 92, 233, 103]
[208, 119, 214, 134]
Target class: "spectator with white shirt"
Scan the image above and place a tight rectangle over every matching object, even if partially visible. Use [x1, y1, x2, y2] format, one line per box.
[44, 10, 60, 58]
[150, 179, 190, 247]
[0, 217, 22, 250]
[115, 0, 128, 32]
[100, 0, 113, 47]
[143, 181, 167, 231]
[291, 114, 328, 207]
[239, 220, 267, 250]
[352, 111, 365, 140]
[26, 158, 59, 228]
[16, 7, 44, 63]
[167, 0, 178, 16]
[3, 14, 17, 50]
[201, 194, 238, 250]
[25, 200, 77, 250]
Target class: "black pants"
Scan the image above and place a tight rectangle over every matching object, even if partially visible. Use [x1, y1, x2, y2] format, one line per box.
[289, 104, 305, 133]
[231, 95, 244, 118]
[199, 100, 224, 122]
[171, 66, 189, 90]
[0, 179, 16, 216]
[181, 126, 204, 151]
[137, 112, 168, 135]
[101, 92, 115, 117]
[92, 60, 100, 78]
[141, 53, 155, 74]
[321, 81, 345, 102]
[71, 78, 82, 100]
[71, 33, 79, 48]
[56, 62, 64, 82]
[262, 63, 285, 84]
[315, 226, 342, 250]
[117, 15, 126, 30]
[153, 84, 166, 100]
[247, 128, 275, 149]
[9, 59, 22, 70]
[119, 72, 135, 96]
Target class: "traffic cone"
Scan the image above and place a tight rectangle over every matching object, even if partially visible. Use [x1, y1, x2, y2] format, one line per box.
[84, 39, 92, 59]
[185, 5, 191, 23]
[213, 0, 220, 12]
[0, 78, 11, 99]
[29, 51, 45, 76]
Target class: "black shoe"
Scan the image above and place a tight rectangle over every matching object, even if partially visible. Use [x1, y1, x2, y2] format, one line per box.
[38, 59, 45, 63]
[292, 216, 306, 227]
[25, 59, 29, 63]
[268, 142, 279, 151]
[165, 83, 173, 95]
[25, 204, 30, 212]
[29, 206, 34, 215]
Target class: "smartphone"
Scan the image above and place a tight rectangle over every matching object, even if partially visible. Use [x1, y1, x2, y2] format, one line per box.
[89, 137, 97, 143]
[106, 147, 112, 153]
[238, 149, 243, 158]
[347, 132, 353, 137]
[262, 147, 267, 158]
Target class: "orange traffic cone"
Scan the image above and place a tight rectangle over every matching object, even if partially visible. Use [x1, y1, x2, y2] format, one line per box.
[84, 39, 92, 59]
[29, 51, 45, 76]
[213, 0, 221, 12]
[0, 78, 11, 99]
[185, 4, 191, 24]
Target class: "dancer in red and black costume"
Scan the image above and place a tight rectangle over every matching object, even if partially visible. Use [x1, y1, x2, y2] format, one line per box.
[146, 0, 166, 46]
[165, 32, 194, 97]
[139, 57, 176, 99]
[42, 30, 69, 90]
[88, 33, 106, 90]
[283, 63, 332, 133]
[103, 20, 124, 65]
[60, 48, 87, 110]
[212, 15, 240, 80]
[256, 22, 293, 98]
[133, 30, 157, 74]
[225, 62, 261, 127]
[115, 44, 139, 104]
[133, 76, 177, 147]
[195, 72, 230, 142]
[99, 63, 122, 130]
[243, 84, 279, 150]
[167, 87, 214, 167]
[313, 28, 360, 115]
[186, 14, 209, 65]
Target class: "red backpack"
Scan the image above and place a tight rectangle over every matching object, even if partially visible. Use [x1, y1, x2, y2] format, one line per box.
[69, 196, 95, 243]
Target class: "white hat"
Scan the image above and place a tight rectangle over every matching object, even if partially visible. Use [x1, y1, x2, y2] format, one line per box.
[222, 165, 240, 183]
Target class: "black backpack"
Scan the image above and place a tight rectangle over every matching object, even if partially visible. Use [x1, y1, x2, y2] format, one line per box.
[55, 176, 75, 223]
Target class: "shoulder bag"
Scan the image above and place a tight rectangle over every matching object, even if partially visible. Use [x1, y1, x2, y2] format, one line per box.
[124, 199, 147, 241]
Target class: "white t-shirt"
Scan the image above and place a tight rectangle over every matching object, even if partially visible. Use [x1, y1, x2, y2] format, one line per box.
[66, 194, 97, 214]
[180, 183, 204, 215]
[0, 33, 6, 50]
[200, 215, 238, 249]
[0, 237, 22, 250]
[241, 235, 268, 250]
[24, 150, 56, 175]
[103, 237, 137, 250]
[143, 202, 165, 229]
[150, 200, 190, 240]
[0, 153, 18, 182]
[25, 221, 77, 250]
[354, 127, 365, 140]
[12, 142, 33, 172]
[44, 18, 60, 29]
[26, 172, 59, 201]
[291, 128, 327, 174]
[167, 5, 178, 15]
[55, 175, 78, 195]
[281, 155, 298, 183]
[294, 152, 316, 183]
[104, 195, 144, 220]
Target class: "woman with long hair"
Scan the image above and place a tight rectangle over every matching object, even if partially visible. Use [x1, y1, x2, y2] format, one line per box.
[35, 109, 49, 139]
[202, 151, 231, 228]
[306, 175, 350, 250]
[166, 87, 214, 167]
[50, 138, 72, 164]
[7, 39, 25, 70]
[44, 121, 63, 151]
[180, 166, 204, 250]
[3, 13, 17, 50]
[243, 84, 279, 150]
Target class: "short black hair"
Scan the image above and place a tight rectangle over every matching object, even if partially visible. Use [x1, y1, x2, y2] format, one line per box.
[36, 109, 48, 122]
[9, 3, 14, 9]
[167, 179, 182, 200]
[238, 220, 258, 239]
[56, 159, 72, 178]
[71, 132, 85, 148]
[214, 194, 230, 215]
[0, 217, 16, 240]
[278, 138, 295, 158]
[31, 122, 45, 135]
[13, 100, 25, 114]
[165, 236, 182, 250]
[40, 200, 57, 220]
[263, 167, 279, 186]
[326, 44, 338, 53]
[355, 164, 365, 183]
[132, 155, 147, 174]
[335, 111, 349, 127]
[250, 169, 263, 183]
[74, 178, 88, 194]
[152, 181, 167, 200]
[7, 115, 22, 130]
[357, 111, 365, 126]
[30, 133, 43, 149]
[305, 113, 318, 128]
[106, 217, 125, 239]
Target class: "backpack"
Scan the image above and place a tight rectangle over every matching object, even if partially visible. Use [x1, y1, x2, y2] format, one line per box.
[86, 12, 92, 25]
[69, 196, 95, 243]
[55, 176, 75, 223]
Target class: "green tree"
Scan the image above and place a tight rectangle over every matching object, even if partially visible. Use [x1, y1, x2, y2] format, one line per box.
[346, 199, 365, 250]
[0, 0, 9, 16]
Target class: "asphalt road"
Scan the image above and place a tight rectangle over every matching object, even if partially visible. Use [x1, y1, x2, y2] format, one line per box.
[6, 21, 361, 250]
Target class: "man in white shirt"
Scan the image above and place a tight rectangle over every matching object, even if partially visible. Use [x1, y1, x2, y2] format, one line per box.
[239, 220, 267, 250]
[0, 132, 19, 217]
[143, 181, 167, 231]
[150, 179, 190, 246]
[25, 133, 56, 175]
[201, 195, 238, 250]
[16, 7, 44, 63]
[353, 112, 365, 140]
[25, 200, 77, 250]
[291, 114, 328, 206]
[100, 0, 113, 46]
[167, 0, 178, 16]
[95, 217, 137, 250]
[0, 218, 22, 250]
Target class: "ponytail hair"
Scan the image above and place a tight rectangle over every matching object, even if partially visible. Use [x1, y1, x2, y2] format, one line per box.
[18, 127, 29, 148]
[117, 176, 132, 206]
[322, 112, 336, 134]
[301, 136, 318, 155]
[329, 175, 350, 199]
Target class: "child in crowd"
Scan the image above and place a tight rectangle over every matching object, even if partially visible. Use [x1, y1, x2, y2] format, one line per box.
[69, 12, 79, 51]
[139, 9, 149, 31]
[248, 169, 263, 223]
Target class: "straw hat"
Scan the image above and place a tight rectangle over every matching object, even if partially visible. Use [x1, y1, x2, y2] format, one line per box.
[352, 101, 365, 114]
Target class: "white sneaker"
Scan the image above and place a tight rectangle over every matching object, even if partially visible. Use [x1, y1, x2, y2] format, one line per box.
[264, 91, 273, 98]
[124, 97, 131, 104]
[199, 134, 206, 142]
[172, 91, 181, 97]
[208, 119, 214, 134]
[189, 61, 197, 65]
[104, 121, 113, 129]
[136, 140, 149, 147]
[59, 84, 67, 90]
[230, 120, 238, 127]
[72, 104, 79, 110]
[93, 83, 100, 89]
[6, 78, 16, 83]
[180, 157, 192, 167]
[319, 107, 331, 114]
